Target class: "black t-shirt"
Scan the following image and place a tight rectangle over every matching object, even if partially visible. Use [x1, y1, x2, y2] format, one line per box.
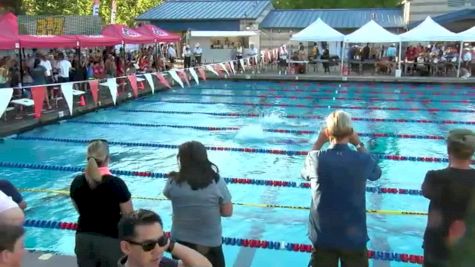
[422, 167, 475, 259]
[118, 256, 178, 267]
[0, 180, 23, 204]
[70, 174, 131, 238]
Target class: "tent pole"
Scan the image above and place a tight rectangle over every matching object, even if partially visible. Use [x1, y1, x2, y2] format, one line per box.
[19, 48, 24, 88]
[398, 41, 402, 71]
[457, 41, 463, 78]
[340, 42, 345, 77]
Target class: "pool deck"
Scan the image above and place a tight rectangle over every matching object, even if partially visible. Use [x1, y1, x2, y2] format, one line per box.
[1, 72, 474, 139]
[24, 252, 76, 267]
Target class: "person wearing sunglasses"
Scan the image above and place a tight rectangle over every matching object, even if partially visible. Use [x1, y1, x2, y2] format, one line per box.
[118, 209, 211, 267]
[70, 139, 134, 267]
[163, 141, 232, 267]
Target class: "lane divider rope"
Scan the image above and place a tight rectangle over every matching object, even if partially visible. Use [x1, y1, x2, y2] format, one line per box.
[118, 109, 475, 125]
[196, 84, 475, 97]
[66, 121, 446, 140]
[162, 92, 473, 104]
[12, 136, 455, 163]
[22, 219, 424, 264]
[0, 161, 423, 195]
[139, 99, 474, 114]
[19, 188, 427, 215]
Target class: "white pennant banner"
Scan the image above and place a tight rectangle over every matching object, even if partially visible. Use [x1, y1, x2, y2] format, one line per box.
[143, 73, 155, 94]
[107, 78, 118, 105]
[169, 69, 184, 88]
[239, 59, 246, 71]
[246, 57, 251, 66]
[60, 82, 74, 115]
[188, 68, 199, 85]
[0, 88, 13, 119]
[229, 61, 236, 74]
[219, 63, 230, 75]
[205, 65, 219, 77]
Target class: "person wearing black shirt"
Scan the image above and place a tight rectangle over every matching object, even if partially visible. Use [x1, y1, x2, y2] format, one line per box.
[0, 180, 26, 210]
[70, 139, 133, 267]
[422, 129, 475, 267]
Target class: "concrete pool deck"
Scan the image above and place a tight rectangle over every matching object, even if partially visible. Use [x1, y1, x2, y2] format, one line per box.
[1, 73, 474, 138]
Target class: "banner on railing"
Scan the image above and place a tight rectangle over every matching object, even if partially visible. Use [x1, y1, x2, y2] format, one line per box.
[169, 69, 184, 88]
[143, 73, 155, 94]
[31, 86, 46, 119]
[178, 70, 190, 87]
[128, 75, 138, 97]
[188, 68, 199, 85]
[106, 78, 118, 105]
[0, 88, 13, 119]
[88, 80, 99, 104]
[60, 82, 74, 115]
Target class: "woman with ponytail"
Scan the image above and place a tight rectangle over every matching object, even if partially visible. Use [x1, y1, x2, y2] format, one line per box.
[70, 139, 133, 267]
[164, 141, 233, 267]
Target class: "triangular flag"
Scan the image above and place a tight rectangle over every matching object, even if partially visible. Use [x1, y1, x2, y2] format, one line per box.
[128, 75, 138, 97]
[225, 62, 233, 75]
[197, 67, 207, 81]
[153, 73, 171, 89]
[239, 59, 246, 71]
[219, 63, 229, 75]
[143, 73, 155, 94]
[206, 65, 219, 77]
[229, 61, 236, 74]
[188, 68, 199, 85]
[60, 82, 74, 115]
[246, 57, 251, 66]
[169, 69, 184, 88]
[88, 80, 99, 104]
[31, 86, 46, 119]
[0, 88, 13, 119]
[253, 55, 259, 65]
[178, 70, 190, 87]
[106, 78, 118, 105]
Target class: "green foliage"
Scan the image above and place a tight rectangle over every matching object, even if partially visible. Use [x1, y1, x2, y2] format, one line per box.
[273, 0, 401, 9]
[20, 0, 162, 25]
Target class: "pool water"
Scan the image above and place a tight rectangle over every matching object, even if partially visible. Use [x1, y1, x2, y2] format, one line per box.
[1, 80, 474, 267]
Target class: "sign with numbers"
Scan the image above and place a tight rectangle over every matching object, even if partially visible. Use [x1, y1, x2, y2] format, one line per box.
[36, 17, 65, 35]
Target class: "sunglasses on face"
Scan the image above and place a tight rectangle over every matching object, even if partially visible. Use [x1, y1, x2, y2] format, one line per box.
[126, 235, 168, 252]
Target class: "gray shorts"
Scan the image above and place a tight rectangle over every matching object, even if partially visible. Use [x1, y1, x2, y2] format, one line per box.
[75, 232, 123, 267]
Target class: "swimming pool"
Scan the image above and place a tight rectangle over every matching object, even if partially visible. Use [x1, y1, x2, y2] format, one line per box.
[1, 80, 474, 266]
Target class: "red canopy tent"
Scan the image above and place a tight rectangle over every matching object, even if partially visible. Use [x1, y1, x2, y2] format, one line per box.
[135, 24, 181, 43]
[102, 24, 155, 44]
[66, 35, 122, 48]
[18, 35, 78, 49]
[0, 35, 17, 50]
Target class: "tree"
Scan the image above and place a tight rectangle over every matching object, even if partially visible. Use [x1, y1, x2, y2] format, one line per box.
[20, 0, 161, 25]
[273, 0, 401, 9]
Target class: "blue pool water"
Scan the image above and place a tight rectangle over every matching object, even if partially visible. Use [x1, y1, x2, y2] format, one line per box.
[1, 80, 475, 266]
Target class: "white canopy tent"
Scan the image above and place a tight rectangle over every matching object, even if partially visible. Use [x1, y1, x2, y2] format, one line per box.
[399, 16, 459, 42]
[457, 26, 475, 41]
[291, 18, 344, 42]
[344, 20, 400, 43]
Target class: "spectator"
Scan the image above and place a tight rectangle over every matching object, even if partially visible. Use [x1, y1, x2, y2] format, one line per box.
[0, 57, 9, 88]
[302, 110, 381, 267]
[0, 180, 26, 210]
[39, 54, 53, 84]
[182, 45, 192, 69]
[167, 44, 177, 68]
[193, 43, 202, 66]
[0, 223, 25, 267]
[386, 44, 397, 61]
[0, 191, 24, 226]
[118, 209, 212, 267]
[70, 139, 133, 267]
[362, 43, 370, 61]
[422, 129, 475, 267]
[164, 141, 232, 267]
[278, 44, 289, 75]
[57, 53, 72, 83]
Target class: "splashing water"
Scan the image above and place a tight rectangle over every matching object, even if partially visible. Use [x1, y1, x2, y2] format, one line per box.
[235, 124, 266, 142]
[259, 112, 285, 125]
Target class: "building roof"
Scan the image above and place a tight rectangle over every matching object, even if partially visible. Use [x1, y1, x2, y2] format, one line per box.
[260, 8, 405, 29]
[137, 0, 272, 21]
[408, 9, 475, 28]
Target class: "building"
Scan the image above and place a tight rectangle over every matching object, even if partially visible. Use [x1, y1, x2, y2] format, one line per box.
[407, 0, 475, 31]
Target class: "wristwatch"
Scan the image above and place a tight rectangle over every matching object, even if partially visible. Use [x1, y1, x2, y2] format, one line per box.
[167, 240, 175, 254]
[356, 142, 365, 149]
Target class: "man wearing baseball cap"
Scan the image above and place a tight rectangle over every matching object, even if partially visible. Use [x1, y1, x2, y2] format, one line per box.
[422, 129, 475, 267]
